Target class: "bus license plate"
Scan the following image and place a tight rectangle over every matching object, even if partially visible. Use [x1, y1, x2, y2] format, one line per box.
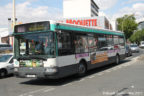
[26, 75, 36, 78]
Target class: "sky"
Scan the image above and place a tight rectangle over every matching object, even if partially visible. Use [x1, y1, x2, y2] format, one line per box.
[0, 0, 144, 28]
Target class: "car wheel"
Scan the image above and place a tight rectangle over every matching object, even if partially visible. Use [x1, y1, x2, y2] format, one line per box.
[137, 51, 139, 53]
[128, 52, 130, 57]
[77, 62, 87, 77]
[125, 53, 128, 57]
[130, 52, 132, 56]
[115, 55, 120, 64]
[0, 69, 7, 78]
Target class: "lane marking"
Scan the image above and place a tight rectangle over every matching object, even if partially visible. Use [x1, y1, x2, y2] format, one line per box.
[62, 83, 73, 87]
[29, 87, 49, 94]
[131, 85, 135, 88]
[19, 95, 24, 96]
[105, 70, 111, 73]
[88, 76, 95, 79]
[78, 78, 85, 82]
[118, 66, 122, 69]
[123, 65, 129, 67]
[43, 88, 55, 92]
[19, 93, 27, 96]
[112, 68, 117, 71]
[97, 73, 104, 76]
[19, 87, 49, 96]
[28, 95, 33, 96]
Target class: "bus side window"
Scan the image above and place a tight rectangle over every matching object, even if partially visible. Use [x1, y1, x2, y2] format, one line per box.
[98, 35, 108, 51]
[57, 32, 74, 56]
[75, 35, 88, 53]
[88, 36, 98, 52]
[119, 36, 125, 48]
[106, 35, 114, 50]
[114, 36, 119, 49]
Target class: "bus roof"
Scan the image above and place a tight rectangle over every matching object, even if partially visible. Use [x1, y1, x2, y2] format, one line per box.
[54, 21, 124, 36]
[14, 20, 124, 36]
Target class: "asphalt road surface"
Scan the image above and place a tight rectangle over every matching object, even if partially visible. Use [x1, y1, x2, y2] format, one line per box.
[0, 49, 144, 96]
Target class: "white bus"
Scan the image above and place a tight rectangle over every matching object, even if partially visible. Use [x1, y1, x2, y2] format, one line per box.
[13, 21, 126, 79]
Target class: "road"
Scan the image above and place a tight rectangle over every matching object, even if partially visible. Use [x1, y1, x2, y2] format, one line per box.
[0, 49, 144, 96]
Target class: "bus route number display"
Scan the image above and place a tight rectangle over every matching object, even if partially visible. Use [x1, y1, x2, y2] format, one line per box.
[15, 21, 50, 33]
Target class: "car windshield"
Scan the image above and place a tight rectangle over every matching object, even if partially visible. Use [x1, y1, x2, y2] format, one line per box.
[0, 55, 12, 62]
[130, 45, 137, 47]
[18, 32, 55, 57]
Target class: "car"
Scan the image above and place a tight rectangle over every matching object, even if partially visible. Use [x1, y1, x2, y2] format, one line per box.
[0, 43, 13, 53]
[125, 45, 132, 56]
[139, 41, 144, 48]
[130, 44, 139, 53]
[0, 54, 14, 78]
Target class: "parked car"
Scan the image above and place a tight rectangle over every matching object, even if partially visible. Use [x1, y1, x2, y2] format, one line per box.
[0, 54, 14, 78]
[0, 43, 13, 53]
[130, 44, 139, 53]
[139, 41, 144, 48]
[125, 45, 132, 56]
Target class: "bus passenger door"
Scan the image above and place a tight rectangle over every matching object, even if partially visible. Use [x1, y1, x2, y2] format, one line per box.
[56, 31, 77, 76]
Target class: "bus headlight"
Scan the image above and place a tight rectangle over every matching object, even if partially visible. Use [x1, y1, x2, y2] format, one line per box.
[14, 59, 19, 67]
[45, 67, 57, 73]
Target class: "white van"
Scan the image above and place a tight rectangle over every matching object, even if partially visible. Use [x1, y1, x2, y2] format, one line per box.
[0, 54, 14, 78]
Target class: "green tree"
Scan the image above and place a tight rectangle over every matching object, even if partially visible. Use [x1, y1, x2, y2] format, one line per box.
[116, 14, 138, 39]
[129, 29, 144, 44]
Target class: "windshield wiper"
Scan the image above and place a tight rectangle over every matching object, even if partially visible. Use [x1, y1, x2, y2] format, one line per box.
[29, 56, 47, 60]
[18, 57, 30, 60]
[18, 56, 47, 60]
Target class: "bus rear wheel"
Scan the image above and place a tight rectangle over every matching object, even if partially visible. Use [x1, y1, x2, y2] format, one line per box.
[115, 55, 120, 64]
[77, 62, 87, 77]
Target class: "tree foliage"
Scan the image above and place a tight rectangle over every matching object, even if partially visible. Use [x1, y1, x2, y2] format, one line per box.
[116, 14, 138, 39]
[129, 29, 144, 44]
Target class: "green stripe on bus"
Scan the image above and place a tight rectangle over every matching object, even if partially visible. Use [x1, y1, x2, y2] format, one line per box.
[54, 25, 123, 36]
[50, 24, 56, 31]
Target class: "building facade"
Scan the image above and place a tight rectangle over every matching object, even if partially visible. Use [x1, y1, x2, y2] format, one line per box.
[58, 16, 112, 30]
[0, 28, 13, 45]
[63, 0, 99, 18]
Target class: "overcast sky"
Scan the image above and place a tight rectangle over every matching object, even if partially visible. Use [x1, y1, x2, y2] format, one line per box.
[0, 0, 144, 28]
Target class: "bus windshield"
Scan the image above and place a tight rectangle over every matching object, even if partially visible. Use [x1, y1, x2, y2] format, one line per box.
[18, 32, 55, 58]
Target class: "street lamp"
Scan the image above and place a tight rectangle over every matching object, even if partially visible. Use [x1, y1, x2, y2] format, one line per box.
[8, 18, 17, 33]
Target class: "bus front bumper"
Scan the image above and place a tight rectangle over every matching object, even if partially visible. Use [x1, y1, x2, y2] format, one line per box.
[14, 67, 59, 79]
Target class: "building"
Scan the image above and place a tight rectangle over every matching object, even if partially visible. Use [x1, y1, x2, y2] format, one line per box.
[62, 0, 113, 30]
[63, 0, 99, 18]
[58, 16, 112, 30]
[138, 21, 144, 30]
[111, 20, 117, 31]
[0, 28, 13, 45]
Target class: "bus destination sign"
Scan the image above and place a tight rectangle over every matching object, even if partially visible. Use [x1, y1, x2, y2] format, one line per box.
[15, 21, 50, 33]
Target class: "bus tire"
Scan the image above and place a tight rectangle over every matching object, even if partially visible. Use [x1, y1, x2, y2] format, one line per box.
[115, 55, 120, 65]
[0, 69, 7, 78]
[77, 62, 87, 77]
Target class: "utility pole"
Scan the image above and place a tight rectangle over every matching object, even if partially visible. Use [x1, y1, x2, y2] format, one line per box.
[12, 0, 16, 28]
[12, 0, 16, 52]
